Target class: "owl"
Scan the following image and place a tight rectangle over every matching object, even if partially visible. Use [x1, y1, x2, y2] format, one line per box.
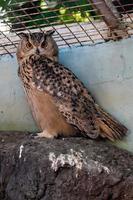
[16, 30, 127, 141]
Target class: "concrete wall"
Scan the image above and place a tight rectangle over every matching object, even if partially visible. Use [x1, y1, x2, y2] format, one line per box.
[0, 37, 133, 151]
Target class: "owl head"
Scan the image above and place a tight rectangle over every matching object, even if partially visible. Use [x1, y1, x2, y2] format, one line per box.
[17, 30, 58, 62]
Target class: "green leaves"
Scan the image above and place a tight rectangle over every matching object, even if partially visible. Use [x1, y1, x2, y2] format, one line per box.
[0, 0, 95, 31]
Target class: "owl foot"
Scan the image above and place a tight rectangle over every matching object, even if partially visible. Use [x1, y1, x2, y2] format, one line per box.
[35, 130, 57, 139]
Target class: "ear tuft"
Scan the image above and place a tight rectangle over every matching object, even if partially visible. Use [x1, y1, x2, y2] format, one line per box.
[18, 32, 29, 39]
[46, 30, 55, 36]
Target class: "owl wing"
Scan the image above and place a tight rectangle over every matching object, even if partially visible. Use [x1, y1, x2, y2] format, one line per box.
[32, 57, 99, 138]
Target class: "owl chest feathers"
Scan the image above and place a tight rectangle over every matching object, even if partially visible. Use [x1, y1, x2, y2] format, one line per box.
[18, 56, 77, 136]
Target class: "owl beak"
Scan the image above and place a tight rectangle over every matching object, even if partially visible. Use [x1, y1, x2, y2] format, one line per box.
[36, 48, 40, 55]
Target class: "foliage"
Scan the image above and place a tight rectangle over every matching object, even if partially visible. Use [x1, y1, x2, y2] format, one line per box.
[0, 0, 96, 31]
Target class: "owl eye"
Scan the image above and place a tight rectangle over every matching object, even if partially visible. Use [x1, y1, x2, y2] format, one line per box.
[41, 40, 47, 48]
[26, 42, 32, 49]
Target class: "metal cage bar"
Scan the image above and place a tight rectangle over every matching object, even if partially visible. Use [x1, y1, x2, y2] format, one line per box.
[0, 0, 133, 56]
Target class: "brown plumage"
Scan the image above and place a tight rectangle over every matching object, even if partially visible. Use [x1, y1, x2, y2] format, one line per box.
[16, 31, 128, 141]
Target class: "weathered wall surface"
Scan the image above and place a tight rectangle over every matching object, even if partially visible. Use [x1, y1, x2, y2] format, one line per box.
[0, 38, 133, 151]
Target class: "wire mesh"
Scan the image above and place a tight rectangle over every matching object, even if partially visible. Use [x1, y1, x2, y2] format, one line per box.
[0, 0, 133, 56]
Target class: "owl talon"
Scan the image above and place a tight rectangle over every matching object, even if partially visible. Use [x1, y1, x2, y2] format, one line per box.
[34, 131, 56, 139]
[29, 132, 38, 138]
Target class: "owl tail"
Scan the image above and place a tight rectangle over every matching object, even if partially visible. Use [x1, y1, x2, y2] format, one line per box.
[95, 105, 128, 141]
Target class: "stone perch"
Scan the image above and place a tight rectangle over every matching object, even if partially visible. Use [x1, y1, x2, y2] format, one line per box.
[0, 132, 133, 200]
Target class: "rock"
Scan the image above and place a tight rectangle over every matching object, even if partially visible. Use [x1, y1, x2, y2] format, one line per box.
[0, 132, 133, 200]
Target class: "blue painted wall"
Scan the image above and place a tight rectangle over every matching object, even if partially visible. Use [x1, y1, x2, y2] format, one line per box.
[0, 37, 133, 151]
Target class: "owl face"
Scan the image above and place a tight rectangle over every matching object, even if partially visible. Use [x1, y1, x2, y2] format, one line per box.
[17, 30, 58, 62]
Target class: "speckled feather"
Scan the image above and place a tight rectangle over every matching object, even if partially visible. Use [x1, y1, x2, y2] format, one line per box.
[20, 53, 127, 140]
[17, 32, 128, 141]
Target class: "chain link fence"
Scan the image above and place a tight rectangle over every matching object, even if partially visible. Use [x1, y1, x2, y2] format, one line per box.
[0, 0, 133, 56]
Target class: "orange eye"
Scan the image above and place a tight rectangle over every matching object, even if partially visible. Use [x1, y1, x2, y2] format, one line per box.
[26, 42, 32, 48]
